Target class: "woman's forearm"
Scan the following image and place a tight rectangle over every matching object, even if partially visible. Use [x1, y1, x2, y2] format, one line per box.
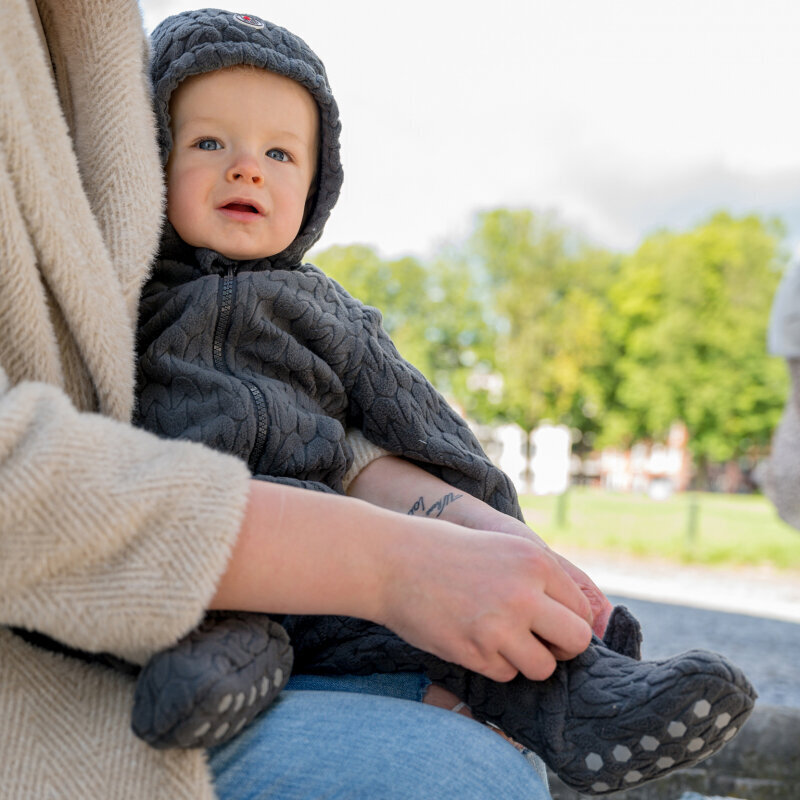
[347, 455, 486, 522]
[209, 476, 594, 683]
[210, 480, 393, 621]
[346, 455, 612, 636]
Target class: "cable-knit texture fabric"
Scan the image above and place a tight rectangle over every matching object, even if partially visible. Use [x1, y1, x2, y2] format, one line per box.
[138, 232, 522, 516]
[0, 1, 253, 797]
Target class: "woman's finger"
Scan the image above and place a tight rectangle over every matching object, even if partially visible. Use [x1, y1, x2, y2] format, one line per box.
[499, 631, 558, 682]
[527, 591, 593, 662]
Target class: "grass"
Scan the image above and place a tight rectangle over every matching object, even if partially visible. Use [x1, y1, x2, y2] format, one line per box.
[518, 488, 800, 571]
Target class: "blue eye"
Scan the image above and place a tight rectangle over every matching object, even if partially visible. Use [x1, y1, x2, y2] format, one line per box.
[266, 148, 289, 162]
[197, 139, 222, 151]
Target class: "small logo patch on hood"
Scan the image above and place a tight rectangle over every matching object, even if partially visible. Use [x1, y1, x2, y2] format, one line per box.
[233, 13, 265, 29]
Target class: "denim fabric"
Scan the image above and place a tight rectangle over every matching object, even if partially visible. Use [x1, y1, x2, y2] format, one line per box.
[282, 670, 431, 700]
[209, 672, 552, 800]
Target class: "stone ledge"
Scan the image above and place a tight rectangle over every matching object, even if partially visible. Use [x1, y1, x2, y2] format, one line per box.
[547, 704, 800, 800]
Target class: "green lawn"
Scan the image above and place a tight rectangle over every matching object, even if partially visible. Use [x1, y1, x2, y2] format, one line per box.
[519, 488, 800, 570]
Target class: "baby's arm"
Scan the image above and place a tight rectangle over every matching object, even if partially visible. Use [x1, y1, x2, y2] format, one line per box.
[347, 455, 612, 639]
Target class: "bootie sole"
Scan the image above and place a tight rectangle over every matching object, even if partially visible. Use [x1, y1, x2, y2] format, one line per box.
[475, 647, 757, 795]
[132, 612, 293, 749]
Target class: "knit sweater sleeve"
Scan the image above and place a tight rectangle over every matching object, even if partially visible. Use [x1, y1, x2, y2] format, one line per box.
[342, 429, 391, 492]
[0, 366, 251, 663]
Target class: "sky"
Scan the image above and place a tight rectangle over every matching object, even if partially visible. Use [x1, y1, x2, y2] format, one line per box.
[139, 0, 800, 262]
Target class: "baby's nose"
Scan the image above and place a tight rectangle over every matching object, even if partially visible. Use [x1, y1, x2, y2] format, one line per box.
[227, 156, 264, 185]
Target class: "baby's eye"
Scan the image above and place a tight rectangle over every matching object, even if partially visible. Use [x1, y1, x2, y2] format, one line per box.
[196, 138, 222, 151]
[266, 148, 289, 162]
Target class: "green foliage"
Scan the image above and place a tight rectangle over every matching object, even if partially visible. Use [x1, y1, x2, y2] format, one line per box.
[465, 209, 620, 437]
[605, 212, 789, 461]
[313, 243, 493, 409]
[312, 209, 790, 468]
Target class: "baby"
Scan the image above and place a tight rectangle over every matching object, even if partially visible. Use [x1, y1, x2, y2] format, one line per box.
[133, 9, 756, 796]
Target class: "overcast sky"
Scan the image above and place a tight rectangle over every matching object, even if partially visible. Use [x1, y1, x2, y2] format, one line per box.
[139, 0, 800, 261]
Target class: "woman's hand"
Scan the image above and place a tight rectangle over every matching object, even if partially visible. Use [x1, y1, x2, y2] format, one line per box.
[349, 455, 613, 639]
[448, 504, 612, 639]
[375, 514, 594, 682]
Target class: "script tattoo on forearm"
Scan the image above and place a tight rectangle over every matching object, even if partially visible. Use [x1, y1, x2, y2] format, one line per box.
[407, 492, 464, 518]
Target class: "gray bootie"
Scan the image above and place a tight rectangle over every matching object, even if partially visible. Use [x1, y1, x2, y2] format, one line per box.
[429, 638, 756, 795]
[132, 612, 292, 748]
[285, 605, 756, 796]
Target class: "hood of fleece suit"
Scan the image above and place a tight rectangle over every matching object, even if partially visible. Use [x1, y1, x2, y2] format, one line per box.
[149, 8, 342, 269]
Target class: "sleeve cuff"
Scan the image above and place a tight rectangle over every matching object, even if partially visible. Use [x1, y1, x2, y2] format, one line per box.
[342, 429, 391, 492]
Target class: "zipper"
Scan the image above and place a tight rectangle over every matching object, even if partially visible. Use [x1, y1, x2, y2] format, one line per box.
[212, 268, 236, 371]
[243, 381, 269, 472]
[212, 266, 270, 471]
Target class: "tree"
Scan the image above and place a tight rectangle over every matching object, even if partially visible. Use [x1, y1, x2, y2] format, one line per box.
[605, 211, 789, 467]
[465, 208, 619, 438]
[312, 244, 493, 411]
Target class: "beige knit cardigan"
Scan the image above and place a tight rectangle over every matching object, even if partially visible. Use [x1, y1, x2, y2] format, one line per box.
[0, 1, 253, 797]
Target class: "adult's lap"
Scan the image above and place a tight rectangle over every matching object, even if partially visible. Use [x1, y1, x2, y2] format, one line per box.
[209, 680, 551, 800]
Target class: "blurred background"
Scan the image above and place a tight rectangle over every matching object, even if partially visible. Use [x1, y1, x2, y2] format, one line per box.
[141, 3, 800, 793]
[141, 0, 800, 568]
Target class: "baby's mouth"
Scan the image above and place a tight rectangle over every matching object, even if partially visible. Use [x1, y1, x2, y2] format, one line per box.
[222, 202, 259, 214]
[218, 201, 263, 221]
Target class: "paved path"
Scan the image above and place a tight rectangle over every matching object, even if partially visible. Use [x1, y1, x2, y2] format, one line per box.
[566, 548, 800, 624]
[561, 548, 800, 709]
[608, 594, 800, 709]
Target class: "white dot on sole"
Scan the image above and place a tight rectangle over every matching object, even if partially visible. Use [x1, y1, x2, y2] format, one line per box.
[640, 735, 659, 751]
[585, 753, 603, 771]
[217, 694, 233, 714]
[668, 721, 687, 737]
[612, 745, 631, 762]
[687, 738, 704, 752]
[213, 722, 230, 740]
[693, 699, 711, 718]
[193, 722, 211, 739]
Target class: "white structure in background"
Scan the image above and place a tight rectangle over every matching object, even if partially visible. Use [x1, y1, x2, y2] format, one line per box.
[467, 421, 572, 496]
[469, 415, 693, 498]
[466, 420, 530, 493]
[494, 424, 529, 492]
[531, 424, 571, 496]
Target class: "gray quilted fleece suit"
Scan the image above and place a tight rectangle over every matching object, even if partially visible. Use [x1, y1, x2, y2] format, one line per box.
[134, 11, 757, 797]
[138, 225, 520, 509]
[133, 5, 521, 751]
[139, 9, 519, 510]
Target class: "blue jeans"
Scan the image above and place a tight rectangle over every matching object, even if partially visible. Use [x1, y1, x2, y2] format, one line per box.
[209, 672, 552, 800]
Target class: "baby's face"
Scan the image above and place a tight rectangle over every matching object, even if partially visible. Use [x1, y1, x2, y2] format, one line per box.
[166, 67, 319, 261]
